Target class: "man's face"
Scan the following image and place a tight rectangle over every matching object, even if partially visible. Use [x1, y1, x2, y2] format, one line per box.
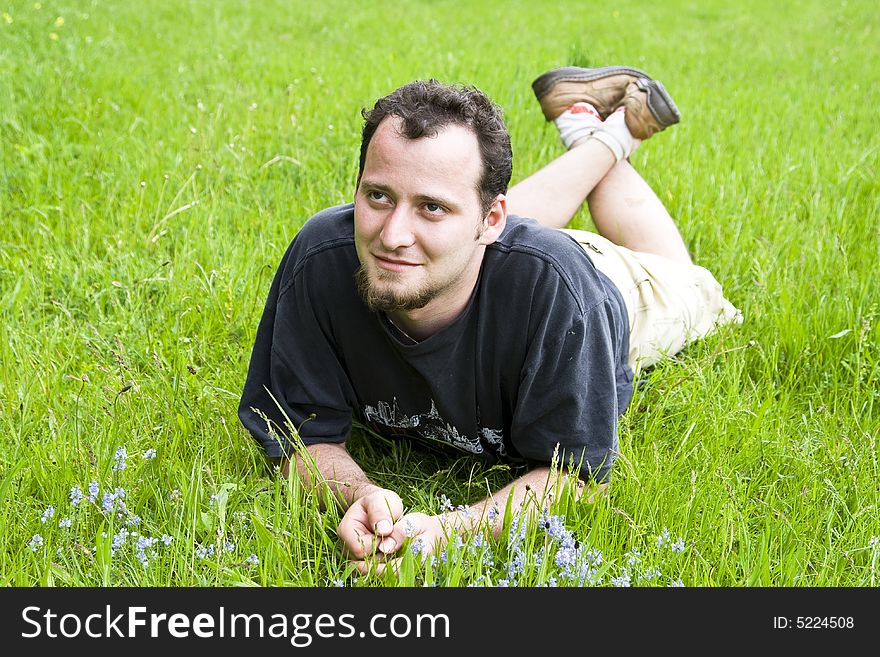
[354, 116, 495, 315]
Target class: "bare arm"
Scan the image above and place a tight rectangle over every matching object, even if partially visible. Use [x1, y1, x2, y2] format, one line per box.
[444, 466, 607, 539]
[436, 467, 606, 539]
[356, 466, 607, 574]
[280, 442, 405, 560]
[282, 442, 379, 509]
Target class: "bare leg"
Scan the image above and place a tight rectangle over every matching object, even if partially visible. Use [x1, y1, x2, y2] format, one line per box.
[507, 142, 692, 266]
[505, 139, 616, 228]
[587, 159, 692, 265]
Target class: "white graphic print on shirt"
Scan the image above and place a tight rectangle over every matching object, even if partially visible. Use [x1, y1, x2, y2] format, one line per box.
[363, 398, 504, 457]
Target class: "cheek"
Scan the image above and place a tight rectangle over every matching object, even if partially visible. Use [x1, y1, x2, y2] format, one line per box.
[423, 226, 477, 262]
[354, 204, 380, 241]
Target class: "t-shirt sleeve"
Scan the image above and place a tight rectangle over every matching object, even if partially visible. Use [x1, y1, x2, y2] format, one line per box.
[511, 300, 619, 484]
[238, 248, 354, 459]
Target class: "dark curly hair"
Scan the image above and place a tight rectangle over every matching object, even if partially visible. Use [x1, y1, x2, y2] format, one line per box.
[359, 80, 513, 214]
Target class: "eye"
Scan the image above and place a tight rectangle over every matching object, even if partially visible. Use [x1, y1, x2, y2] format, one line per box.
[424, 202, 445, 215]
[367, 190, 387, 202]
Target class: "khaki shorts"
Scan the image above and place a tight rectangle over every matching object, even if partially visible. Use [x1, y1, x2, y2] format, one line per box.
[560, 229, 743, 373]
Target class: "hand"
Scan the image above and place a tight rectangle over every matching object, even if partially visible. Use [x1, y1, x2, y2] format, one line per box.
[354, 512, 446, 576]
[336, 486, 404, 562]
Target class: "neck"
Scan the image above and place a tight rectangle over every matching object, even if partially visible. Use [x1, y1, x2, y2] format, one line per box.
[388, 297, 469, 342]
[389, 260, 482, 342]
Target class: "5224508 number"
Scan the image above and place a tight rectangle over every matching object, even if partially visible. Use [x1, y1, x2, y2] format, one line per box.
[796, 617, 854, 629]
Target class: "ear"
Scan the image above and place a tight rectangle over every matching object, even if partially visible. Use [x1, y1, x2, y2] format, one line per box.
[477, 194, 507, 245]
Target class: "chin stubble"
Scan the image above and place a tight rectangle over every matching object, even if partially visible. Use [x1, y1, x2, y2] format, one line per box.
[354, 265, 439, 313]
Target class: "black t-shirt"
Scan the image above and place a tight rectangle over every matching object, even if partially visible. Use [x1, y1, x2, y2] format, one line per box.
[238, 203, 633, 483]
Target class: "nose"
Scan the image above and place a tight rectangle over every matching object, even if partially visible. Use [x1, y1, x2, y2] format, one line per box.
[378, 205, 416, 251]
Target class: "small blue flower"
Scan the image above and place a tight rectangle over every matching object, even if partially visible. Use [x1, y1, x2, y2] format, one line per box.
[114, 446, 128, 471]
[135, 536, 155, 566]
[508, 549, 525, 577]
[507, 516, 527, 548]
[161, 534, 173, 546]
[69, 486, 84, 506]
[658, 528, 685, 552]
[87, 481, 99, 502]
[223, 541, 235, 553]
[657, 527, 672, 548]
[40, 506, 55, 523]
[538, 511, 569, 542]
[58, 517, 72, 529]
[640, 566, 662, 581]
[611, 569, 632, 587]
[142, 448, 157, 460]
[30, 534, 44, 552]
[410, 537, 426, 558]
[195, 544, 215, 560]
[583, 567, 602, 586]
[111, 528, 129, 554]
[669, 580, 685, 587]
[555, 545, 577, 571]
[101, 488, 126, 514]
[585, 548, 603, 566]
[246, 554, 259, 566]
[626, 547, 642, 567]
[438, 494, 453, 512]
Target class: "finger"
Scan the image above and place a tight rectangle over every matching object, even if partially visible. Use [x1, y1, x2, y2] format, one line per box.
[338, 523, 377, 560]
[366, 492, 404, 537]
[354, 556, 402, 577]
[353, 556, 386, 577]
[377, 521, 408, 555]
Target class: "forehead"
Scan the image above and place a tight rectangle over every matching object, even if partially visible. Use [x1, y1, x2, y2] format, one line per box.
[362, 117, 483, 196]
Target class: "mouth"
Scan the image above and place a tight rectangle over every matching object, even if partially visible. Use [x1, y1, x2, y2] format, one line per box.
[373, 254, 422, 272]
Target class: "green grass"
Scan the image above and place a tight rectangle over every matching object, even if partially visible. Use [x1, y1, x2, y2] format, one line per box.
[1, 0, 878, 586]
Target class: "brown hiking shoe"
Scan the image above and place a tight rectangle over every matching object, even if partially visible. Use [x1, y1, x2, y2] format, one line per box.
[619, 77, 682, 140]
[532, 65, 649, 121]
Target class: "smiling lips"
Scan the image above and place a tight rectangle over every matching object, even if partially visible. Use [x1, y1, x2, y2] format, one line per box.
[373, 254, 422, 272]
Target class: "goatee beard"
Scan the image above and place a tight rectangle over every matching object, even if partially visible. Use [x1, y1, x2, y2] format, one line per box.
[354, 265, 437, 312]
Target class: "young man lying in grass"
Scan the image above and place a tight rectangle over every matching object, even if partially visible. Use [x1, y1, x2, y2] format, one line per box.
[239, 67, 740, 573]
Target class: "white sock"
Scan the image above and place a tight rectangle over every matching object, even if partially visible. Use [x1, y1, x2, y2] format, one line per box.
[591, 107, 640, 162]
[553, 102, 602, 150]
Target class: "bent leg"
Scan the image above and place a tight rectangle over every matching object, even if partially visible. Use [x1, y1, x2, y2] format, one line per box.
[505, 139, 616, 229]
[587, 159, 692, 265]
[508, 139, 693, 266]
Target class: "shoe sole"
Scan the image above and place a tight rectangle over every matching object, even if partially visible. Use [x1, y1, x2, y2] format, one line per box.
[635, 78, 681, 127]
[531, 65, 650, 101]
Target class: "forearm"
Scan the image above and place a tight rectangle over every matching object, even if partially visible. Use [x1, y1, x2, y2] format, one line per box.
[443, 467, 606, 540]
[281, 442, 379, 510]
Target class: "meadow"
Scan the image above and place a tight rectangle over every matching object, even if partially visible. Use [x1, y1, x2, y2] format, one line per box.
[1, 0, 878, 587]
